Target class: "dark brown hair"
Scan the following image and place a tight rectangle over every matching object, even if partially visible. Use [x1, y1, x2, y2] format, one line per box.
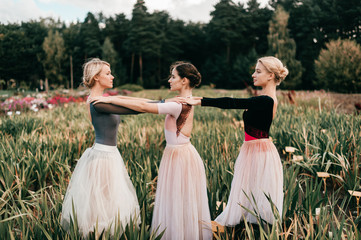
[170, 61, 201, 88]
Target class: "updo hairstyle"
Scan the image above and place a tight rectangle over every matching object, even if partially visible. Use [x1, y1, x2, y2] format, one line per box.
[170, 61, 201, 88]
[258, 56, 289, 85]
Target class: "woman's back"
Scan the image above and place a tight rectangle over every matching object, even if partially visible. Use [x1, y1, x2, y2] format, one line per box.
[158, 102, 194, 145]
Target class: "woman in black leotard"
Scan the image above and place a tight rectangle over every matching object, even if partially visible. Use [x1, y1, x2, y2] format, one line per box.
[61, 58, 143, 237]
[182, 56, 288, 226]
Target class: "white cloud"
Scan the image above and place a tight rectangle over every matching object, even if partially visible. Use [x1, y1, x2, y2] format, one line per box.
[0, 0, 270, 24]
[37, 0, 135, 16]
[145, 0, 219, 22]
[0, 0, 51, 23]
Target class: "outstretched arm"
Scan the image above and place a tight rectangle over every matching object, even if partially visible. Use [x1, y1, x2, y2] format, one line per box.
[178, 96, 202, 106]
[179, 96, 271, 110]
[92, 102, 141, 115]
[113, 95, 153, 101]
[112, 95, 179, 103]
[201, 97, 252, 109]
[92, 96, 159, 113]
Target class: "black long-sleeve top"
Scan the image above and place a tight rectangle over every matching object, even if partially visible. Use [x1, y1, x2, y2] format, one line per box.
[201, 95, 274, 139]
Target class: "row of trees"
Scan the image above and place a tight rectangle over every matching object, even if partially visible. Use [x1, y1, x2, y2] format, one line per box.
[0, 0, 360, 92]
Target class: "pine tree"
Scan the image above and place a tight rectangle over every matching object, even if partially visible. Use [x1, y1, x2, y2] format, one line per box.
[246, 0, 272, 55]
[41, 30, 66, 87]
[62, 22, 81, 90]
[125, 0, 151, 85]
[102, 37, 121, 85]
[102, 37, 118, 70]
[268, 5, 302, 89]
[79, 12, 102, 59]
[207, 0, 244, 64]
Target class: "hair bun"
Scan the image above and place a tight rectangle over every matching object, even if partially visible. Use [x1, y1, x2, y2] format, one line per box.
[190, 72, 201, 87]
[278, 67, 289, 81]
[170, 61, 201, 88]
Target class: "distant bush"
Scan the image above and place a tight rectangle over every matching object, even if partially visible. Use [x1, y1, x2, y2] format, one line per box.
[199, 85, 213, 89]
[117, 84, 144, 92]
[314, 39, 361, 93]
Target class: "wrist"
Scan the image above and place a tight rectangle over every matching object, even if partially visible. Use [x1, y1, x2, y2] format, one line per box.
[110, 96, 116, 103]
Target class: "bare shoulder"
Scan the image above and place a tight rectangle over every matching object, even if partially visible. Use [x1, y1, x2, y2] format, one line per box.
[87, 103, 92, 122]
[272, 97, 278, 118]
[272, 97, 278, 106]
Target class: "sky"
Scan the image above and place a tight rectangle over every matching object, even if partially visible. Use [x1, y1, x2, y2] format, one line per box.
[0, 0, 270, 24]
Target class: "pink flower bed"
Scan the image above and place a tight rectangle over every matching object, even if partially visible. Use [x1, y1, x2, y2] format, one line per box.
[0, 89, 125, 115]
[1, 95, 85, 114]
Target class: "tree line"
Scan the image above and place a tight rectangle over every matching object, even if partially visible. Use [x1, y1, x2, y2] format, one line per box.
[0, 0, 360, 92]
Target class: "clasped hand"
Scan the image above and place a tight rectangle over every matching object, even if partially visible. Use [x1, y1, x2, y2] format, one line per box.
[175, 96, 203, 106]
[91, 96, 113, 104]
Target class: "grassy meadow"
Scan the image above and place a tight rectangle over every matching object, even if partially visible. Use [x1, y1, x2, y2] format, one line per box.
[0, 89, 360, 239]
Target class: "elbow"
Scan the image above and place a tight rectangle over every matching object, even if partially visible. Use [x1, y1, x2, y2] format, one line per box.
[138, 101, 157, 113]
[138, 102, 148, 112]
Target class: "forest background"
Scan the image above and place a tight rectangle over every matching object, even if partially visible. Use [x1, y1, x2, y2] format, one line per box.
[1, 0, 361, 93]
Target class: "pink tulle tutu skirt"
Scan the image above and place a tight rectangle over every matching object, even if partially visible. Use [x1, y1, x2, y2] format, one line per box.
[215, 138, 283, 226]
[61, 143, 140, 237]
[151, 142, 212, 240]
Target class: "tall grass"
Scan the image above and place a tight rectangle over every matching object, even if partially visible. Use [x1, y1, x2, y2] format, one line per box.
[0, 89, 360, 239]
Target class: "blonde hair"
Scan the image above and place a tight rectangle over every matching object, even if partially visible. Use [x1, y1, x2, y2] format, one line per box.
[82, 58, 110, 88]
[258, 56, 289, 85]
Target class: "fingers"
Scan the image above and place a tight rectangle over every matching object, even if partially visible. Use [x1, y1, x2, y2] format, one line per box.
[90, 96, 110, 104]
[90, 96, 101, 101]
[90, 98, 101, 103]
[192, 97, 203, 100]
[176, 97, 187, 104]
[172, 96, 202, 105]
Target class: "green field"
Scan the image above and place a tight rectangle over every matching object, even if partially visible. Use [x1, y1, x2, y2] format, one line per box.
[1, 89, 360, 239]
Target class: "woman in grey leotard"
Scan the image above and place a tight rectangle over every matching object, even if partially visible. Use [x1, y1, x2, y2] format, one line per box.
[61, 58, 141, 237]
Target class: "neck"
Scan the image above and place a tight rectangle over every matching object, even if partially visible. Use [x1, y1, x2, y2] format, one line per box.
[260, 83, 276, 97]
[89, 85, 104, 97]
[178, 88, 193, 98]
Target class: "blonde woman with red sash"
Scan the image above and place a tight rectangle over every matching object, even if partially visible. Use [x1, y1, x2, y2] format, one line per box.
[182, 56, 288, 227]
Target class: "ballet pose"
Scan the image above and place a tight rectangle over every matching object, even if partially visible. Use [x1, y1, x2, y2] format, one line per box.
[182, 56, 288, 226]
[61, 58, 141, 236]
[92, 61, 212, 239]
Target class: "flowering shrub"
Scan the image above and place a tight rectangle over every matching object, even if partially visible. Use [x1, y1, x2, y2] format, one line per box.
[0, 89, 121, 115]
[0, 97, 42, 112]
[1, 95, 84, 115]
[46, 95, 84, 105]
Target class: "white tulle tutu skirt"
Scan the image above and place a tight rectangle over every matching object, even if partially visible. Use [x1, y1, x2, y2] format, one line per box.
[61, 143, 140, 236]
[151, 143, 212, 240]
[215, 138, 283, 226]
